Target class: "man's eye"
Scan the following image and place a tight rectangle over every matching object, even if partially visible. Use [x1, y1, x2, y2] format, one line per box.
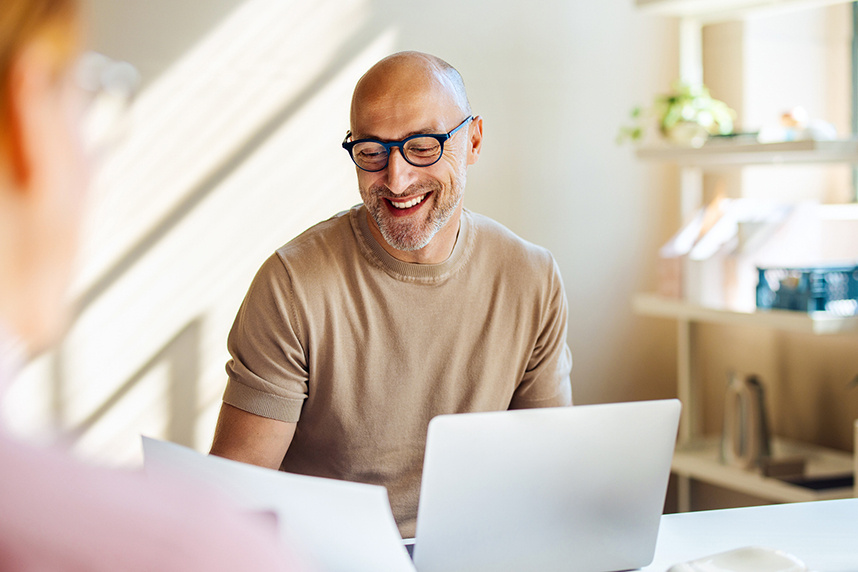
[407, 143, 440, 156]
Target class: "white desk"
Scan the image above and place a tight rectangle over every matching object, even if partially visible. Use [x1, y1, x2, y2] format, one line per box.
[642, 499, 858, 571]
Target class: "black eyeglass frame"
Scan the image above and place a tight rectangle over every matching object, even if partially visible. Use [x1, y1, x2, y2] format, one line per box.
[342, 115, 474, 172]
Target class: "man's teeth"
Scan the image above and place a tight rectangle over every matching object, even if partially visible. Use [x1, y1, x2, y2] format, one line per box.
[390, 195, 426, 209]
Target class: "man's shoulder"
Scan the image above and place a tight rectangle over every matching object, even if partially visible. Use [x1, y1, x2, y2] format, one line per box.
[274, 206, 358, 263]
[466, 210, 556, 270]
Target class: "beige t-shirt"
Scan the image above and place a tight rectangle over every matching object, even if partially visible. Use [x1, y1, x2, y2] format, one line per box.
[224, 204, 573, 537]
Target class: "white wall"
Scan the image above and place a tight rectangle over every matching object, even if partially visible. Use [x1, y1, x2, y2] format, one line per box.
[2, 0, 680, 465]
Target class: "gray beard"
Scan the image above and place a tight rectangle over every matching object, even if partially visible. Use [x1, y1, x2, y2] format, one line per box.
[366, 182, 462, 252]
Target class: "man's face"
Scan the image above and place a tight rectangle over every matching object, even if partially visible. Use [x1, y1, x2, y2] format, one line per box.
[351, 81, 475, 257]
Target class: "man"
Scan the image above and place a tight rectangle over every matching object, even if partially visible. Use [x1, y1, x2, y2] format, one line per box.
[210, 51, 573, 538]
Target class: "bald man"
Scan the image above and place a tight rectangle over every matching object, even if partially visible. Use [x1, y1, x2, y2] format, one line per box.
[210, 51, 573, 538]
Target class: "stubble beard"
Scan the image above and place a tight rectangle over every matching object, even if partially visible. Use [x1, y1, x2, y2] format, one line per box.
[362, 174, 466, 252]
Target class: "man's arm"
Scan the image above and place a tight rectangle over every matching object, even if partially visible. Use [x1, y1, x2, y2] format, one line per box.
[509, 254, 573, 409]
[209, 403, 296, 470]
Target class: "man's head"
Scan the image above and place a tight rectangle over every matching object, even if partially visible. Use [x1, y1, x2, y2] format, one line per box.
[347, 51, 483, 264]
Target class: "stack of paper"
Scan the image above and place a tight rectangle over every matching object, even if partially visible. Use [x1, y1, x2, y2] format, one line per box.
[141, 437, 416, 572]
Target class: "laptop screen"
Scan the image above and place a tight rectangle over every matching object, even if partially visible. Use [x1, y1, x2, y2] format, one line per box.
[412, 399, 681, 572]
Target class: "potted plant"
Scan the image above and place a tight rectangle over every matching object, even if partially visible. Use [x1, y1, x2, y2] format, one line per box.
[618, 81, 736, 147]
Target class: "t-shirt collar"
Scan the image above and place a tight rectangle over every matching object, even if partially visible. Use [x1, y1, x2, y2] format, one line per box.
[353, 203, 473, 283]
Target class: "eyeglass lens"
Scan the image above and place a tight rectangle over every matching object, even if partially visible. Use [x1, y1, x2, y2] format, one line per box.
[73, 52, 141, 156]
[351, 137, 442, 171]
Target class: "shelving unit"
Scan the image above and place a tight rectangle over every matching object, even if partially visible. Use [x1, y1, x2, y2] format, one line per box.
[633, 0, 858, 511]
[637, 138, 858, 166]
[633, 293, 858, 335]
[673, 437, 854, 503]
[636, 0, 853, 23]
[635, 293, 857, 504]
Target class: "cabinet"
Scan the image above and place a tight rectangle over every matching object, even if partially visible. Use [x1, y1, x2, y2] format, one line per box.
[633, 0, 858, 512]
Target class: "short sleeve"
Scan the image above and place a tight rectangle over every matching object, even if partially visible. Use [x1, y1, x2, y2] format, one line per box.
[223, 254, 308, 423]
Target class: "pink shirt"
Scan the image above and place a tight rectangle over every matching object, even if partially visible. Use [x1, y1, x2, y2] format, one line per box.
[0, 331, 310, 571]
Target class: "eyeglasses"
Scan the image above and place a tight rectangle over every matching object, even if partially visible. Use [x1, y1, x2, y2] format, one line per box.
[342, 116, 473, 172]
[73, 51, 141, 154]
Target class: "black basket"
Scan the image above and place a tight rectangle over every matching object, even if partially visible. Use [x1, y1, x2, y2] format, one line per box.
[755, 264, 858, 315]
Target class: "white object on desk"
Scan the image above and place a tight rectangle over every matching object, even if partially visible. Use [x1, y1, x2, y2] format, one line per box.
[643, 499, 858, 572]
[667, 546, 808, 572]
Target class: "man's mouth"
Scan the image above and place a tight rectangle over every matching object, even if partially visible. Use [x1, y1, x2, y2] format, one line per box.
[387, 193, 428, 210]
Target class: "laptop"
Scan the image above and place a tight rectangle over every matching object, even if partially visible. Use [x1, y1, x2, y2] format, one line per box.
[411, 399, 681, 572]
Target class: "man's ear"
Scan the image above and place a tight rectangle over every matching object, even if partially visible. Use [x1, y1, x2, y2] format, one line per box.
[466, 115, 483, 166]
[3, 41, 59, 190]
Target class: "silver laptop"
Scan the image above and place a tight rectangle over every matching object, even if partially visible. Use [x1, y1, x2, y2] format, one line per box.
[411, 399, 681, 572]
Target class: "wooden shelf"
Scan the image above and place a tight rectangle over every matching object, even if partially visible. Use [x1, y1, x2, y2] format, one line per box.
[635, 0, 858, 513]
[633, 293, 858, 335]
[636, 139, 858, 166]
[673, 436, 854, 502]
[635, 0, 853, 23]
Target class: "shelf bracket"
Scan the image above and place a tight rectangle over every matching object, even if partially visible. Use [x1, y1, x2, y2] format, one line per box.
[677, 318, 701, 444]
[677, 317, 700, 512]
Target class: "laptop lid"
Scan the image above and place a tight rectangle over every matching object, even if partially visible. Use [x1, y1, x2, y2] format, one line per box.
[412, 399, 681, 572]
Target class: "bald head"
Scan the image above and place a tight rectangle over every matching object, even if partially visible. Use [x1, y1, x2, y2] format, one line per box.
[350, 51, 471, 136]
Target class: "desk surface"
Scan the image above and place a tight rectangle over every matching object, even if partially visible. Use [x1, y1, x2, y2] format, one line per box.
[642, 498, 858, 571]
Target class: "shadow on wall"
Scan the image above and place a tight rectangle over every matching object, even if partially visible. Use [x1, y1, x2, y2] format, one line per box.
[2, 0, 399, 466]
[61, 320, 202, 456]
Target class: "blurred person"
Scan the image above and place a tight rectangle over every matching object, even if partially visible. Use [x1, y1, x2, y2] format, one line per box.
[210, 51, 573, 538]
[0, 1, 309, 569]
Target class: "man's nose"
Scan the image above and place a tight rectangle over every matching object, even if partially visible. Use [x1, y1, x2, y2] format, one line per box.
[385, 147, 415, 195]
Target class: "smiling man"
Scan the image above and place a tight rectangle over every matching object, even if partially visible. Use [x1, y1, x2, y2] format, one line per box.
[210, 51, 573, 538]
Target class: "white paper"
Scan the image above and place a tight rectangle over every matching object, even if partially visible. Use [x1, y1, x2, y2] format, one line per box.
[141, 436, 416, 572]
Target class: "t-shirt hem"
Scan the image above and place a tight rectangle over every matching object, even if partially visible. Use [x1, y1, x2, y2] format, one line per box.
[223, 379, 304, 423]
[509, 389, 573, 409]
